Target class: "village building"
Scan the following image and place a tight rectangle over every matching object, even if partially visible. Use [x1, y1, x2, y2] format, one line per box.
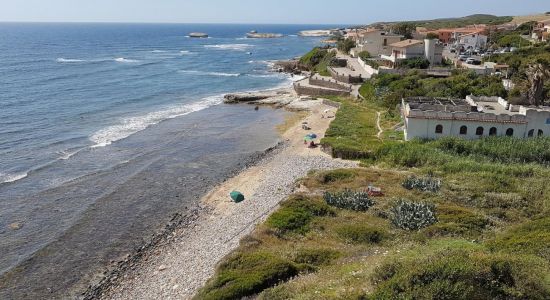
[422, 26, 487, 44]
[402, 96, 550, 141]
[456, 32, 488, 49]
[532, 19, 550, 42]
[381, 39, 443, 67]
[350, 29, 404, 57]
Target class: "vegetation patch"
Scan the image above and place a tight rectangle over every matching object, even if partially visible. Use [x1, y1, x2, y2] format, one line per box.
[369, 241, 550, 300]
[266, 194, 334, 235]
[324, 190, 374, 211]
[422, 204, 490, 237]
[390, 199, 437, 231]
[490, 217, 550, 262]
[291, 248, 341, 266]
[336, 223, 388, 244]
[402, 175, 442, 192]
[195, 251, 299, 300]
[299, 47, 335, 76]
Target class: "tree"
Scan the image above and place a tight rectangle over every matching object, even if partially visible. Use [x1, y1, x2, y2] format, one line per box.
[391, 23, 415, 39]
[337, 39, 356, 54]
[358, 51, 371, 62]
[526, 62, 550, 106]
[426, 32, 439, 40]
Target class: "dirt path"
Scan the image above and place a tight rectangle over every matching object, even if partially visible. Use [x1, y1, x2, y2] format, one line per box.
[376, 111, 383, 139]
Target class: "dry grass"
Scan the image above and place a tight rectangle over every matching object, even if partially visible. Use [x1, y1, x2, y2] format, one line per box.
[512, 13, 550, 24]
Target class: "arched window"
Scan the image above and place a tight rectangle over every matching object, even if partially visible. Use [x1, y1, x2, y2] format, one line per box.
[528, 129, 535, 137]
[435, 124, 443, 134]
[476, 127, 484, 136]
[538, 129, 544, 137]
[459, 126, 468, 135]
[506, 128, 514, 137]
[489, 127, 497, 136]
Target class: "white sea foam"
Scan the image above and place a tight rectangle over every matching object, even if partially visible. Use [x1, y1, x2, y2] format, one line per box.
[114, 57, 140, 63]
[56, 58, 86, 63]
[151, 50, 168, 53]
[0, 172, 28, 184]
[90, 96, 224, 147]
[180, 50, 192, 55]
[204, 44, 254, 51]
[179, 70, 241, 77]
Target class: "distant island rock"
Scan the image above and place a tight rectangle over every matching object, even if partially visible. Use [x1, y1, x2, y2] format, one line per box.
[246, 31, 283, 39]
[188, 32, 208, 38]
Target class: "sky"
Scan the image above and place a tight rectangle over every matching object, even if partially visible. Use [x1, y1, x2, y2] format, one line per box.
[0, 0, 548, 24]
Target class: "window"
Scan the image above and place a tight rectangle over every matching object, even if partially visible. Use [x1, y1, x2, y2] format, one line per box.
[528, 129, 535, 137]
[506, 128, 514, 136]
[459, 126, 468, 135]
[489, 127, 497, 136]
[435, 124, 443, 134]
[383, 38, 387, 46]
[538, 129, 544, 137]
[476, 127, 484, 136]
[546, 118, 550, 125]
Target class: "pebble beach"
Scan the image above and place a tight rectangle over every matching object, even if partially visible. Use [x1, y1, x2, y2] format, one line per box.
[91, 102, 358, 299]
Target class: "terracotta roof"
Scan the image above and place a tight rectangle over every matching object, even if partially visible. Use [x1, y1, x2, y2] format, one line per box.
[390, 39, 423, 48]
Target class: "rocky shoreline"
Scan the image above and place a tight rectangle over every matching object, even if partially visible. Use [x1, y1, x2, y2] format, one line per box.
[82, 141, 287, 300]
[90, 100, 356, 300]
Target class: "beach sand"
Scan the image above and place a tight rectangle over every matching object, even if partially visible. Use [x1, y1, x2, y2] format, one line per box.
[93, 101, 358, 300]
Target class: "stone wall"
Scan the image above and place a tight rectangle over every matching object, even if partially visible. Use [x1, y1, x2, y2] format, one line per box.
[328, 67, 363, 84]
[309, 76, 352, 91]
[293, 83, 351, 97]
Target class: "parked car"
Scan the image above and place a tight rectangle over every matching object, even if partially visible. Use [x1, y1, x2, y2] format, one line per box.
[459, 55, 468, 62]
[466, 58, 482, 65]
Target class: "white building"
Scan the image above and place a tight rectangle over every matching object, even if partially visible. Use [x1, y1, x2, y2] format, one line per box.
[381, 39, 443, 67]
[402, 96, 550, 141]
[350, 30, 403, 57]
[456, 33, 487, 49]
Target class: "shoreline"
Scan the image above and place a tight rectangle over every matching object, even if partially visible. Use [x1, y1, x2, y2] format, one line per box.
[88, 94, 357, 300]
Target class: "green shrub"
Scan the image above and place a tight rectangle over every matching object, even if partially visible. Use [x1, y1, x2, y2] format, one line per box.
[358, 51, 371, 61]
[266, 194, 334, 235]
[324, 190, 375, 211]
[402, 175, 442, 192]
[422, 204, 490, 237]
[390, 199, 437, 230]
[369, 243, 550, 300]
[336, 224, 387, 244]
[292, 248, 341, 266]
[399, 57, 430, 69]
[317, 169, 356, 184]
[489, 217, 550, 262]
[195, 252, 299, 300]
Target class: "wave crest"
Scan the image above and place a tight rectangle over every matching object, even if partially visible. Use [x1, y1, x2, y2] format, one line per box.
[0, 172, 28, 184]
[114, 58, 140, 63]
[90, 96, 224, 147]
[204, 44, 254, 51]
[179, 70, 241, 77]
[56, 58, 86, 63]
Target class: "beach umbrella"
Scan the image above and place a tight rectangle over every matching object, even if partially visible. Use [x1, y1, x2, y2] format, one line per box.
[307, 133, 318, 139]
[304, 135, 315, 141]
[230, 191, 245, 203]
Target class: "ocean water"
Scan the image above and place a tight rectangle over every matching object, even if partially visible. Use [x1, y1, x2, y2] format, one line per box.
[0, 23, 330, 298]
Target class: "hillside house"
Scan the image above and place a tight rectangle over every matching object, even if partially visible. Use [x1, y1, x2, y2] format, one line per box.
[350, 29, 403, 57]
[381, 39, 443, 67]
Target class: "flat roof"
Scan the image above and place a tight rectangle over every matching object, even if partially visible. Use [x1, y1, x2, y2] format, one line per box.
[390, 39, 423, 48]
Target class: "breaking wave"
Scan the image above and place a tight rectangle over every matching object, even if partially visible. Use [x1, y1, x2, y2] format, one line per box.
[0, 172, 28, 184]
[89, 95, 224, 147]
[204, 44, 254, 51]
[179, 70, 241, 77]
[114, 57, 140, 63]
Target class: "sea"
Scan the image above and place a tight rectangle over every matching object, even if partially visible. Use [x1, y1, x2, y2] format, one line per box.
[0, 23, 333, 298]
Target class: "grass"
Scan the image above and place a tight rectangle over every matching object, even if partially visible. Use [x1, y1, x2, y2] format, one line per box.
[320, 98, 402, 158]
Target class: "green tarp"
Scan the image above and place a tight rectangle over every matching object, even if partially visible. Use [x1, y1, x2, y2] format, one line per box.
[230, 191, 245, 203]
